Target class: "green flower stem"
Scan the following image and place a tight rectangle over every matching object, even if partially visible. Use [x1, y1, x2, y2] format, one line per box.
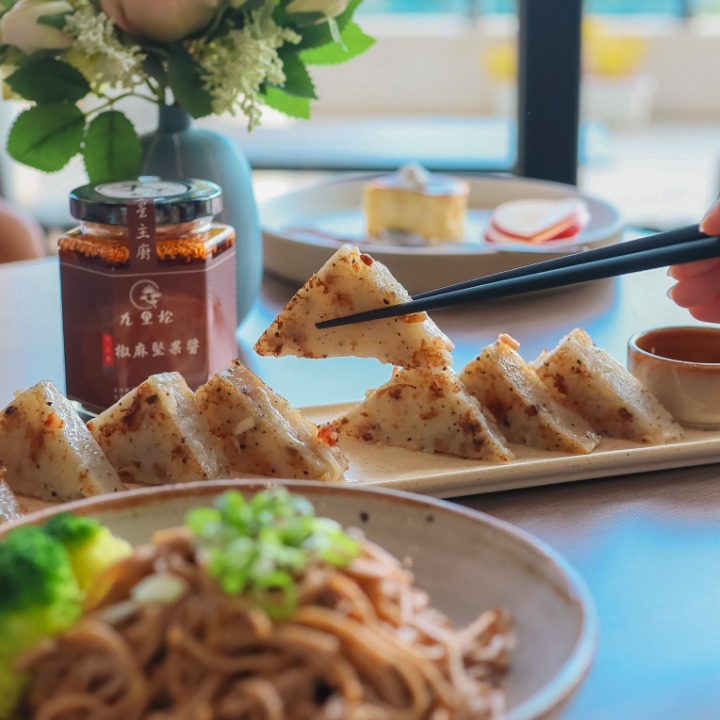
[85, 91, 158, 119]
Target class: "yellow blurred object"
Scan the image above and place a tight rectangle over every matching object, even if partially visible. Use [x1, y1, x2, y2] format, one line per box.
[482, 17, 647, 80]
[583, 17, 647, 76]
[484, 42, 516, 82]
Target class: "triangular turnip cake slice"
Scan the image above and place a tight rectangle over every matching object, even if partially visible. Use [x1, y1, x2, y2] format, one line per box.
[532, 328, 683, 443]
[254, 244, 454, 369]
[461, 334, 601, 454]
[88, 372, 228, 486]
[196, 360, 348, 482]
[333, 367, 514, 462]
[0, 380, 125, 502]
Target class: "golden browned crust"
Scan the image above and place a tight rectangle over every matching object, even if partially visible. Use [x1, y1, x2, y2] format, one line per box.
[333, 367, 513, 462]
[196, 360, 348, 482]
[254, 245, 454, 369]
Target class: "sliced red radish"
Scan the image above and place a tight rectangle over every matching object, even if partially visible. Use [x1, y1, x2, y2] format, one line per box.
[484, 198, 590, 246]
[486, 218, 584, 243]
[485, 224, 578, 247]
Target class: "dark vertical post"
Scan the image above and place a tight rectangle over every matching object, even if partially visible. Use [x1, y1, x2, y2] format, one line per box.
[516, 0, 583, 185]
[678, 0, 692, 20]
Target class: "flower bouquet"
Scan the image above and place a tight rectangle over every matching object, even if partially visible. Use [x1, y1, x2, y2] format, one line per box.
[0, 0, 373, 183]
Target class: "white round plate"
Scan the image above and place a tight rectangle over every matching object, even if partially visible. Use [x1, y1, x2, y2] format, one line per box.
[4, 479, 597, 720]
[260, 174, 623, 294]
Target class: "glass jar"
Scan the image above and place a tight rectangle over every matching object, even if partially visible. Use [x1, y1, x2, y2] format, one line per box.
[58, 177, 237, 414]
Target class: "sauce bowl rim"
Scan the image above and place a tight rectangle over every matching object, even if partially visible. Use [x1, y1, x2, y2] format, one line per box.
[628, 325, 720, 369]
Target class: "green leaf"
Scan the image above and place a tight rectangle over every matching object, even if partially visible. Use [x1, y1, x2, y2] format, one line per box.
[167, 45, 213, 119]
[301, 21, 374, 65]
[278, 47, 316, 99]
[261, 86, 310, 120]
[141, 52, 169, 92]
[36, 11, 71, 30]
[7, 103, 84, 172]
[82, 110, 140, 184]
[5, 57, 90, 104]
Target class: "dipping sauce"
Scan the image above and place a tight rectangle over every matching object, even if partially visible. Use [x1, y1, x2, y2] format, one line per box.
[627, 326, 720, 429]
[631, 326, 720, 364]
[58, 177, 237, 414]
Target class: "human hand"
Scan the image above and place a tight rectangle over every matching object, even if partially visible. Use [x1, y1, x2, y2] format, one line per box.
[667, 199, 720, 322]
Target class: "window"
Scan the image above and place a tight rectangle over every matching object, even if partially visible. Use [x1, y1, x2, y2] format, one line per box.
[357, 0, 720, 18]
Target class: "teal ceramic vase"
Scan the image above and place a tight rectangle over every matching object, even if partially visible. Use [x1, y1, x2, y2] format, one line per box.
[140, 104, 262, 327]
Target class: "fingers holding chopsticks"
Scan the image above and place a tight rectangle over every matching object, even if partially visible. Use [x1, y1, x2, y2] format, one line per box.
[668, 200, 720, 323]
[667, 197, 720, 322]
[700, 198, 720, 235]
[668, 257, 719, 280]
[667, 260, 720, 322]
[668, 262, 720, 305]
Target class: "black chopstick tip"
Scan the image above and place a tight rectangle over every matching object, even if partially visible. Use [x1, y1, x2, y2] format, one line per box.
[316, 316, 355, 329]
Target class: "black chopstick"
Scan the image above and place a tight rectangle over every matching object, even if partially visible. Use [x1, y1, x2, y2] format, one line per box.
[412, 223, 702, 299]
[315, 228, 719, 329]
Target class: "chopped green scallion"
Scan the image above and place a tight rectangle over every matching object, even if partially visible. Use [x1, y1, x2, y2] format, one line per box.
[186, 489, 360, 618]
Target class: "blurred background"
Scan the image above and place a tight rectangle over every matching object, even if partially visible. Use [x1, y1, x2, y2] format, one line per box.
[2, 0, 719, 244]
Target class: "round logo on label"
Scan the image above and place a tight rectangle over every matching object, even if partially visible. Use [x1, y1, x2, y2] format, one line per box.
[96, 180, 188, 199]
[130, 279, 162, 310]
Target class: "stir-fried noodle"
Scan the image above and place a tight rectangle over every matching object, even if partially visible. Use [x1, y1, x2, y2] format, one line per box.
[17, 529, 513, 720]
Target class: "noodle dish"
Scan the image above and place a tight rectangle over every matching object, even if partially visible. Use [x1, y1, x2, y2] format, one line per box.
[0, 488, 514, 720]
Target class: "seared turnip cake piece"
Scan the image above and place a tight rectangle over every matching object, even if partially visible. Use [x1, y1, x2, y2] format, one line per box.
[254, 244, 453, 369]
[0, 380, 125, 502]
[88, 372, 227, 485]
[461, 334, 601, 454]
[196, 360, 348, 482]
[333, 367, 514, 462]
[533, 328, 683, 443]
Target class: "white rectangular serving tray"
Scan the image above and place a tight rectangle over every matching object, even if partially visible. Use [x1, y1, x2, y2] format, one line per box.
[16, 401, 720, 518]
[303, 403, 720, 499]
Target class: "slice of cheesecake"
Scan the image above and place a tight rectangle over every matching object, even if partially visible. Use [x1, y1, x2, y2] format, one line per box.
[88, 372, 228, 485]
[196, 360, 348, 482]
[363, 165, 469, 244]
[254, 244, 454, 369]
[0, 380, 125, 502]
[461, 334, 600, 454]
[333, 367, 514, 462]
[533, 328, 683, 443]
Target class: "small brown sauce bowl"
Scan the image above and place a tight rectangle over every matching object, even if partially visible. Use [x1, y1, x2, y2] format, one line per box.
[628, 326, 720, 429]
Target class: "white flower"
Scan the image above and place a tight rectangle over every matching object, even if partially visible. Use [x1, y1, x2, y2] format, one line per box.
[63, 0, 145, 90]
[196, 10, 300, 129]
[285, 0, 348, 20]
[0, 0, 73, 54]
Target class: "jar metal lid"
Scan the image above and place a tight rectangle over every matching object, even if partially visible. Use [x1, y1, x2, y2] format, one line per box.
[69, 177, 223, 225]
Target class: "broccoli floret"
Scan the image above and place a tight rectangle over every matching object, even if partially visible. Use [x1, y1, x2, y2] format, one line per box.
[0, 526, 84, 719]
[0, 516, 133, 718]
[43, 513, 132, 591]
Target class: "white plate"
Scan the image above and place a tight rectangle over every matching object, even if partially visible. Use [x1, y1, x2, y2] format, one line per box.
[3, 479, 597, 720]
[260, 175, 624, 294]
[302, 403, 720, 499]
